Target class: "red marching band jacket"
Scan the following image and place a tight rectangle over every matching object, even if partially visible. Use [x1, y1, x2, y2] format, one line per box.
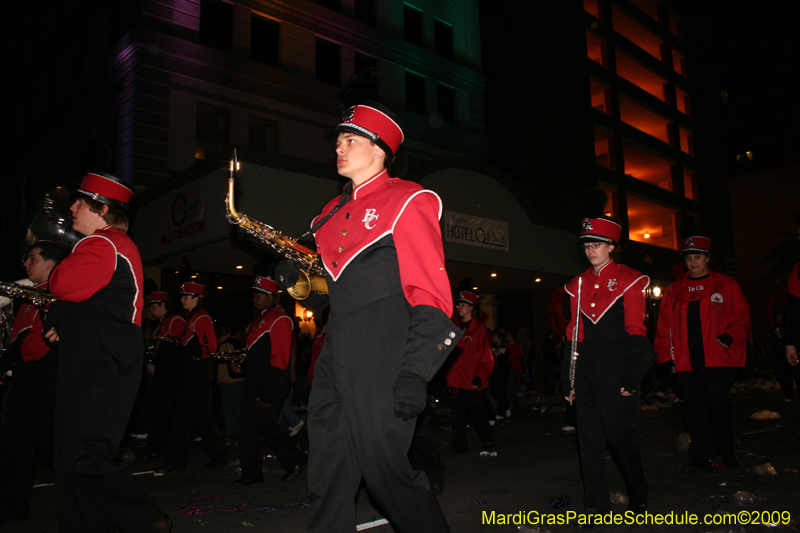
[245, 305, 294, 370]
[564, 260, 650, 342]
[182, 309, 217, 359]
[9, 282, 51, 362]
[445, 319, 494, 390]
[789, 261, 800, 299]
[155, 313, 185, 348]
[654, 270, 751, 371]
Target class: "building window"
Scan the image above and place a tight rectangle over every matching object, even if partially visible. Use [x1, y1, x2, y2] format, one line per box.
[437, 83, 455, 124]
[406, 72, 426, 114]
[629, 0, 658, 20]
[610, 3, 664, 61]
[615, 49, 667, 101]
[594, 126, 616, 169]
[672, 48, 687, 77]
[683, 167, 698, 200]
[199, 0, 233, 53]
[627, 193, 679, 250]
[251, 16, 280, 67]
[354, 0, 376, 26]
[584, 0, 602, 20]
[598, 184, 620, 218]
[404, 5, 424, 48]
[622, 138, 675, 192]
[354, 52, 377, 77]
[434, 19, 453, 59]
[196, 102, 229, 160]
[679, 127, 694, 155]
[668, 9, 682, 39]
[619, 94, 671, 144]
[590, 78, 612, 115]
[316, 37, 340, 86]
[675, 86, 690, 115]
[248, 116, 278, 152]
[586, 30, 608, 68]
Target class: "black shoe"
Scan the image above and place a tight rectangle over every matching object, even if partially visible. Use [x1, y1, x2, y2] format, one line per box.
[282, 461, 307, 482]
[723, 453, 739, 469]
[149, 512, 172, 533]
[155, 463, 186, 474]
[202, 458, 228, 470]
[628, 503, 647, 515]
[233, 474, 264, 486]
[688, 460, 712, 472]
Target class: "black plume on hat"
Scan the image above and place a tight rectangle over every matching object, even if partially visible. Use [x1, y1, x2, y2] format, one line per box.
[456, 277, 475, 293]
[340, 68, 381, 116]
[579, 187, 609, 221]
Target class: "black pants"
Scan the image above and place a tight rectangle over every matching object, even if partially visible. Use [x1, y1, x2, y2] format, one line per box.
[0, 353, 57, 517]
[408, 421, 445, 486]
[238, 373, 305, 477]
[677, 367, 738, 462]
[307, 295, 448, 533]
[575, 346, 647, 513]
[449, 388, 493, 451]
[145, 356, 180, 455]
[166, 358, 226, 467]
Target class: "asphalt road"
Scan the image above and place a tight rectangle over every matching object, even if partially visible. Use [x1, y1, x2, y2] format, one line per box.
[8, 385, 800, 533]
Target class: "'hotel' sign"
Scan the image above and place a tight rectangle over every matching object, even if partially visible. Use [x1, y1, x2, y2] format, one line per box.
[444, 211, 509, 251]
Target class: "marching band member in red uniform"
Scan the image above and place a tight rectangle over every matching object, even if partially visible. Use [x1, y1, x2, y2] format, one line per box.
[0, 242, 68, 524]
[43, 172, 170, 532]
[654, 235, 751, 470]
[233, 275, 307, 485]
[561, 213, 654, 522]
[784, 260, 800, 367]
[157, 282, 226, 473]
[284, 102, 463, 533]
[444, 290, 495, 456]
[141, 291, 185, 459]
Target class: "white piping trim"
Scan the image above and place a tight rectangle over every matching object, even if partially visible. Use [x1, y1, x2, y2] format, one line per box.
[323, 189, 441, 281]
[76, 234, 141, 324]
[564, 271, 650, 325]
[352, 169, 388, 200]
[246, 314, 293, 349]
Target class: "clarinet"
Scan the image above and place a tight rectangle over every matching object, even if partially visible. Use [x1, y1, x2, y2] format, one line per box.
[568, 277, 582, 405]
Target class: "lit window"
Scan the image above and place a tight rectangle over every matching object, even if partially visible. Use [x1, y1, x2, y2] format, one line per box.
[594, 126, 616, 169]
[622, 138, 675, 192]
[598, 184, 620, 218]
[586, 30, 607, 67]
[682, 168, 698, 200]
[627, 193, 679, 250]
[675, 86, 690, 115]
[611, 3, 664, 60]
[672, 48, 687, 77]
[590, 78, 611, 114]
[584, 0, 600, 19]
[629, 0, 658, 20]
[619, 94, 671, 144]
[615, 50, 668, 101]
[679, 127, 694, 155]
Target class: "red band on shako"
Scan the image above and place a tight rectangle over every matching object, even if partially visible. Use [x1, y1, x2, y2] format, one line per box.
[682, 235, 711, 254]
[148, 291, 169, 304]
[457, 291, 479, 306]
[253, 276, 278, 295]
[179, 282, 205, 296]
[77, 172, 133, 209]
[580, 217, 621, 244]
[337, 104, 404, 157]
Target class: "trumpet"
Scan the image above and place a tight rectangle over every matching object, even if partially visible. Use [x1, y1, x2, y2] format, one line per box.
[224, 150, 328, 300]
[0, 281, 56, 309]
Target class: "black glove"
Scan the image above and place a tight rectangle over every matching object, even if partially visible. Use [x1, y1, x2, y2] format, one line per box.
[393, 371, 428, 421]
[275, 260, 301, 290]
[471, 376, 482, 388]
[717, 333, 733, 347]
[620, 371, 639, 394]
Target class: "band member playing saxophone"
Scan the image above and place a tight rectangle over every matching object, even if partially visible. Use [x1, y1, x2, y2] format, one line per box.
[43, 172, 170, 532]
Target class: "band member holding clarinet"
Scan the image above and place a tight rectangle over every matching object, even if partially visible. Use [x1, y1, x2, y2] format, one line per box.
[232, 275, 307, 485]
[561, 190, 654, 522]
[43, 172, 170, 532]
[0, 241, 68, 524]
[277, 101, 463, 533]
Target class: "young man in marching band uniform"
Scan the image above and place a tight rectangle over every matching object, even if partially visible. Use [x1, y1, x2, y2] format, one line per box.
[0, 242, 68, 524]
[288, 102, 463, 533]
[141, 291, 185, 459]
[561, 214, 654, 522]
[784, 260, 800, 368]
[654, 235, 751, 470]
[233, 275, 307, 485]
[43, 172, 170, 532]
[158, 282, 227, 473]
[444, 290, 495, 456]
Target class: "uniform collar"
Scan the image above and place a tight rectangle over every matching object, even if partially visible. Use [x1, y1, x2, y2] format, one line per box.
[34, 281, 48, 290]
[352, 169, 389, 200]
[589, 259, 616, 277]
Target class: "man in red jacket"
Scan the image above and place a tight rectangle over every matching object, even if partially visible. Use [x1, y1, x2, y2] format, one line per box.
[654, 235, 751, 470]
[445, 290, 495, 456]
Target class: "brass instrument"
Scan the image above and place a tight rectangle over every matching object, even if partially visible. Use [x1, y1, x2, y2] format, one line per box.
[224, 150, 328, 300]
[210, 348, 247, 363]
[0, 281, 56, 309]
[148, 334, 182, 345]
[568, 277, 582, 405]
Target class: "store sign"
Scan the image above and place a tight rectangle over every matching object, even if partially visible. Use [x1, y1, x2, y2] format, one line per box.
[444, 211, 509, 251]
[161, 185, 205, 243]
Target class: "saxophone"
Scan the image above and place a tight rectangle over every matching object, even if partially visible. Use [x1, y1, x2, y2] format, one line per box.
[0, 281, 56, 309]
[224, 150, 328, 300]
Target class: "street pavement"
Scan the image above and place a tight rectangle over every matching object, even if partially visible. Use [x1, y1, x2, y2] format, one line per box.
[8, 384, 800, 532]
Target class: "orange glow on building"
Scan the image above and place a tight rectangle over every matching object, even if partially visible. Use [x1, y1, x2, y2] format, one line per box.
[611, 3, 664, 60]
[616, 49, 668, 101]
[627, 194, 679, 250]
